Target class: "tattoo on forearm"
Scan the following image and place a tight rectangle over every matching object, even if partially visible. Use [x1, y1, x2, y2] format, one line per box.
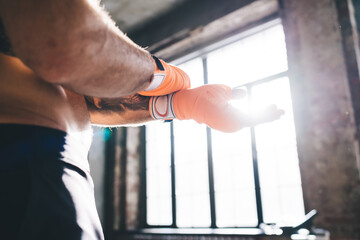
[85, 94, 149, 113]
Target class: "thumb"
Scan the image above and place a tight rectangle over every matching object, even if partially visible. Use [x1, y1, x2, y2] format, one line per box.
[231, 88, 247, 100]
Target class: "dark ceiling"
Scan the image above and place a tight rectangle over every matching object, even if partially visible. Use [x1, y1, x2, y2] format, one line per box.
[101, 0, 188, 33]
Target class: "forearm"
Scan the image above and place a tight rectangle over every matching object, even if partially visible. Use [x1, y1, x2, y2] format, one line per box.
[85, 85, 284, 131]
[0, 0, 153, 97]
[85, 94, 154, 126]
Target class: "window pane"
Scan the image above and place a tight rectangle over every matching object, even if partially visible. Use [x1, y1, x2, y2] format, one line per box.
[146, 167, 171, 198]
[146, 121, 171, 168]
[216, 189, 258, 227]
[173, 120, 211, 227]
[261, 186, 305, 225]
[147, 196, 172, 226]
[177, 57, 204, 87]
[207, 24, 288, 87]
[212, 94, 257, 227]
[146, 121, 172, 225]
[251, 77, 305, 226]
[212, 128, 258, 227]
[176, 194, 211, 227]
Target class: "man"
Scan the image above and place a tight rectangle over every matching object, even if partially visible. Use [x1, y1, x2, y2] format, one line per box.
[0, 0, 283, 239]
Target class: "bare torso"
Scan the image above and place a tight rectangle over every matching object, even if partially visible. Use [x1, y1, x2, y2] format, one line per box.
[0, 53, 93, 145]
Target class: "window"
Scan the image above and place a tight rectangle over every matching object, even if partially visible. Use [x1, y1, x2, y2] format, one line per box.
[144, 20, 305, 229]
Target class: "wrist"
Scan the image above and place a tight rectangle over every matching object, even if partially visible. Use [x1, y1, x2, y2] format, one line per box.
[149, 88, 201, 121]
[172, 90, 194, 120]
[141, 56, 166, 93]
[138, 56, 191, 96]
[149, 94, 177, 120]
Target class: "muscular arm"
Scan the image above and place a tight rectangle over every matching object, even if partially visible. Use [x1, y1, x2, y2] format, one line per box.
[84, 85, 284, 131]
[85, 94, 154, 126]
[0, 0, 153, 98]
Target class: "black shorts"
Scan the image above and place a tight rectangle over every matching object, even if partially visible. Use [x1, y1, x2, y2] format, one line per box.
[0, 124, 104, 240]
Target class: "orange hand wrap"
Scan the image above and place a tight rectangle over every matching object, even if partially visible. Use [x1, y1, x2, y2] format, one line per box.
[138, 56, 191, 96]
[149, 84, 244, 132]
[173, 84, 243, 132]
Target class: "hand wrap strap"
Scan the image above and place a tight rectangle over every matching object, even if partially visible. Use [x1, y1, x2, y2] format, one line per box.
[138, 56, 190, 96]
[149, 94, 176, 120]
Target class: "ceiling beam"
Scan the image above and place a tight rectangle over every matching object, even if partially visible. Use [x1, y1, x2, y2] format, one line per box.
[128, 0, 256, 51]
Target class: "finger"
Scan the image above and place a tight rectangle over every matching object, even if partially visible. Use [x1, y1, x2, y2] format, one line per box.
[231, 88, 247, 100]
[265, 109, 285, 121]
[253, 106, 285, 124]
[263, 105, 285, 118]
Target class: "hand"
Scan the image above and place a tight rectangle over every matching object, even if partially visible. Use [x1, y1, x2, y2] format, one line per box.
[149, 84, 284, 133]
[245, 104, 285, 127]
[138, 56, 191, 96]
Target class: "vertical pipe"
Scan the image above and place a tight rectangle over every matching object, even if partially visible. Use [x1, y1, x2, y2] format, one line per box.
[206, 127, 217, 228]
[119, 128, 128, 231]
[139, 126, 147, 228]
[104, 128, 116, 238]
[203, 56, 217, 228]
[248, 87, 264, 225]
[170, 122, 177, 227]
